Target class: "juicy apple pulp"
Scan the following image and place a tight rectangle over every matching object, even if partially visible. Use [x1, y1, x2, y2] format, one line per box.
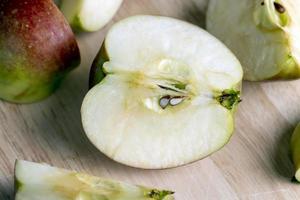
[82, 15, 243, 169]
[291, 123, 300, 182]
[207, 0, 300, 81]
[15, 160, 174, 200]
[0, 0, 80, 103]
[59, 0, 123, 32]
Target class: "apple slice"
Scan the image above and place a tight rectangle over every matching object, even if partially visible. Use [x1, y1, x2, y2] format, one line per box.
[207, 0, 300, 81]
[59, 0, 123, 32]
[291, 123, 300, 182]
[15, 160, 174, 200]
[82, 15, 243, 169]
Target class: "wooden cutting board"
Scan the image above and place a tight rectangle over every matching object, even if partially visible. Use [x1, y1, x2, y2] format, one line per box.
[1, 0, 300, 199]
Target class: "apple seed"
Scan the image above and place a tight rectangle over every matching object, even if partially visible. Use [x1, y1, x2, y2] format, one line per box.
[169, 96, 185, 106]
[274, 2, 285, 13]
[159, 95, 171, 109]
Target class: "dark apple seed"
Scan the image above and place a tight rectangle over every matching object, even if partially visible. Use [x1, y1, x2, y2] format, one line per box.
[274, 2, 285, 13]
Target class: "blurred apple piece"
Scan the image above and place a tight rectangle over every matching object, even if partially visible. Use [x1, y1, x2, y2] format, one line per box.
[59, 0, 123, 32]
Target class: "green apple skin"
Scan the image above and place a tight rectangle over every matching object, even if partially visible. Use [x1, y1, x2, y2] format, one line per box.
[0, 0, 80, 103]
[291, 123, 300, 182]
[89, 45, 108, 88]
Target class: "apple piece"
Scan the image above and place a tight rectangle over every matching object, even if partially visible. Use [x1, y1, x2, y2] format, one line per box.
[15, 160, 174, 200]
[0, 0, 80, 103]
[53, 0, 62, 6]
[59, 0, 123, 32]
[291, 123, 300, 182]
[82, 15, 243, 169]
[207, 0, 300, 81]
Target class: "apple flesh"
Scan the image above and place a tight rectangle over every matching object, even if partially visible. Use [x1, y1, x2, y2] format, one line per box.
[207, 0, 300, 81]
[82, 15, 243, 169]
[291, 123, 300, 182]
[15, 160, 174, 200]
[59, 0, 123, 32]
[0, 0, 80, 103]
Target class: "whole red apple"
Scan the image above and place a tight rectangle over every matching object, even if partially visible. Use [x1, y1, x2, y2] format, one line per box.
[0, 0, 80, 103]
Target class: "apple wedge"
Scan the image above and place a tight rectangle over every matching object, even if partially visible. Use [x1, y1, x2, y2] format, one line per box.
[82, 15, 243, 169]
[291, 123, 300, 182]
[207, 0, 300, 81]
[59, 0, 123, 32]
[15, 160, 174, 200]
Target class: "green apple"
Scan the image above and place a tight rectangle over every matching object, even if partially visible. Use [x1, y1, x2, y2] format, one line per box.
[59, 0, 123, 32]
[82, 15, 243, 169]
[15, 160, 174, 200]
[0, 0, 80, 103]
[207, 0, 300, 81]
[291, 123, 300, 182]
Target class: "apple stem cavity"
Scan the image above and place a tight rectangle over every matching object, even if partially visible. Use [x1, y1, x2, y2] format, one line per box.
[216, 89, 241, 110]
[254, 0, 289, 30]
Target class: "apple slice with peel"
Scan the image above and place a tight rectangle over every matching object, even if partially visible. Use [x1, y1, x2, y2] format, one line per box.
[59, 0, 123, 32]
[207, 0, 300, 81]
[291, 123, 300, 182]
[82, 15, 243, 169]
[15, 160, 174, 200]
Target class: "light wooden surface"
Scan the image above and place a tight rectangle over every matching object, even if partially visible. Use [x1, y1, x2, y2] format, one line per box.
[1, 0, 300, 199]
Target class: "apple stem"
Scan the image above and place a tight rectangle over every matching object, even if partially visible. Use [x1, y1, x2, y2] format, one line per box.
[216, 89, 241, 110]
[147, 189, 175, 200]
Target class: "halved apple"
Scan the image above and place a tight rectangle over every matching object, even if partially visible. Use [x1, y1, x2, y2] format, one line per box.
[59, 0, 123, 32]
[15, 160, 174, 200]
[207, 0, 300, 81]
[81, 15, 243, 169]
[291, 123, 300, 182]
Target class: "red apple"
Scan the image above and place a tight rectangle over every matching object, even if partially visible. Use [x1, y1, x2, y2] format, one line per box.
[0, 0, 80, 103]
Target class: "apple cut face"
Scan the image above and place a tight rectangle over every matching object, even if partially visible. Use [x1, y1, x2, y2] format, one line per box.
[15, 160, 174, 200]
[207, 0, 300, 81]
[81, 15, 243, 169]
[60, 0, 123, 32]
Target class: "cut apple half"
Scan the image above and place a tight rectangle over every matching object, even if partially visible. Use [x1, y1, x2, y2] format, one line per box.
[82, 15, 243, 169]
[15, 160, 174, 200]
[60, 0, 123, 32]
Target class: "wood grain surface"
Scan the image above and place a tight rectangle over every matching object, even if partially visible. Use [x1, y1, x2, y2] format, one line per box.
[1, 0, 300, 199]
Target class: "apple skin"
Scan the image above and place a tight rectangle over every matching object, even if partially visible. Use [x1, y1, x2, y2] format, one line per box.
[0, 0, 80, 103]
[291, 123, 300, 182]
[89, 45, 108, 88]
